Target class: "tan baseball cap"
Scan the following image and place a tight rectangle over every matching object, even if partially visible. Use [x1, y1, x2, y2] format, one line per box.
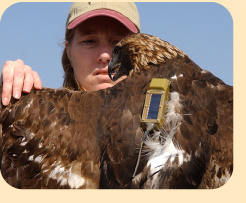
[66, 2, 140, 33]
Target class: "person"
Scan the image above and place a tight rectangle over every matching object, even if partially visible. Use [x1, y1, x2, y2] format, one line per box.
[0, 2, 141, 106]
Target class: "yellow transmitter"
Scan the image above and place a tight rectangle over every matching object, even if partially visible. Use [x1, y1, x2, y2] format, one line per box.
[141, 78, 170, 130]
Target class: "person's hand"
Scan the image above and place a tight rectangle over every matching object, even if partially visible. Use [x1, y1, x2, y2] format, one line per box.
[1, 59, 42, 106]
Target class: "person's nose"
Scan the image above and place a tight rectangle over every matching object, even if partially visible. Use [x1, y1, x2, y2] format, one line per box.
[97, 45, 112, 64]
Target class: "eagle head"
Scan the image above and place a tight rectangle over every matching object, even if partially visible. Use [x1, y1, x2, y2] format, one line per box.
[108, 37, 133, 82]
[108, 33, 186, 81]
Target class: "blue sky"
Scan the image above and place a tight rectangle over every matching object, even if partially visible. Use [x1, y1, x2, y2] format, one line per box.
[0, 2, 233, 88]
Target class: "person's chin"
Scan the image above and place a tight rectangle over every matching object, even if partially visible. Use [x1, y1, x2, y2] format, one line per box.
[96, 83, 114, 90]
[92, 75, 114, 90]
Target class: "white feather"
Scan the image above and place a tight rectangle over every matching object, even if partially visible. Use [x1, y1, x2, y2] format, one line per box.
[144, 91, 185, 175]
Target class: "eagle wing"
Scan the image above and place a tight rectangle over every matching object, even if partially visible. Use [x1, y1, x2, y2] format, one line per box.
[0, 85, 103, 188]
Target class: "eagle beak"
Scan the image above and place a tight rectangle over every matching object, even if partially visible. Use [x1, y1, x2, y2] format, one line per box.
[108, 60, 121, 81]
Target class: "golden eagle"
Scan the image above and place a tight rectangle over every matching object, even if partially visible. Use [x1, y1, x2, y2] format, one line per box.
[0, 33, 233, 189]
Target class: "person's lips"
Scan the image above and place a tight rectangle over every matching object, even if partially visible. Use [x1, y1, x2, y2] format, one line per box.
[94, 70, 114, 77]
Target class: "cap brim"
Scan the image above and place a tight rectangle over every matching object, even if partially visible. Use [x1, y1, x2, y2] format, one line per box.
[67, 9, 138, 33]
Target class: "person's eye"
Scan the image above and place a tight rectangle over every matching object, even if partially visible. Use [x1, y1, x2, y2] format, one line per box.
[80, 39, 96, 44]
[112, 40, 120, 46]
[111, 38, 121, 46]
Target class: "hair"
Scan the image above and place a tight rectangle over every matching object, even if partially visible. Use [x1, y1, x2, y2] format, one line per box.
[61, 29, 84, 91]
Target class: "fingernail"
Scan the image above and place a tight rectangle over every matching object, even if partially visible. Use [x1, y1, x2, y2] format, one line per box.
[23, 87, 30, 93]
[35, 83, 42, 89]
[14, 91, 20, 99]
[2, 97, 8, 105]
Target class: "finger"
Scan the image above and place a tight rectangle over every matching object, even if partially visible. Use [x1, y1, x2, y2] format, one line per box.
[22, 65, 34, 93]
[1, 61, 14, 105]
[33, 71, 42, 90]
[12, 59, 25, 99]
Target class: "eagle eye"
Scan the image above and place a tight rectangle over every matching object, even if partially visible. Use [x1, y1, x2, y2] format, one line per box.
[113, 47, 119, 56]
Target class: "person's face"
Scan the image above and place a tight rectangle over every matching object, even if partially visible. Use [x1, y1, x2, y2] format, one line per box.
[66, 16, 132, 91]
